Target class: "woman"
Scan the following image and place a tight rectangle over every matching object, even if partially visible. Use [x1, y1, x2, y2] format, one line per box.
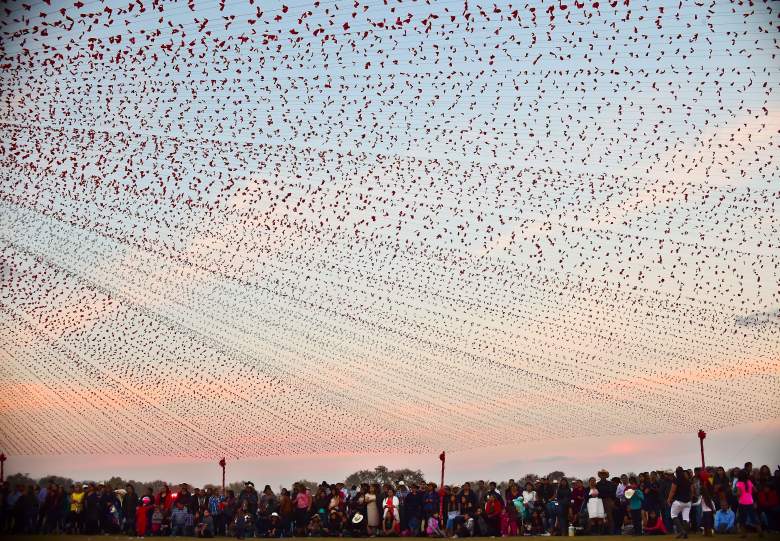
[122, 484, 138, 535]
[586, 477, 605, 532]
[571, 479, 585, 527]
[522, 482, 537, 518]
[383, 487, 400, 535]
[700, 477, 715, 537]
[484, 492, 503, 536]
[555, 478, 572, 536]
[364, 484, 379, 536]
[626, 477, 644, 536]
[278, 488, 294, 536]
[735, 469, 762, 536]
[667, 466, 692, 539]
[293, 483, 312, 534]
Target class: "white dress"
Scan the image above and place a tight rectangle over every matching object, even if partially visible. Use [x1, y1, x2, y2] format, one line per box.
[587, 489, 605, 519]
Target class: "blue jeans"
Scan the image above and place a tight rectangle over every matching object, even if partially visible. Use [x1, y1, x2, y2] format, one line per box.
[662, 503, 673, 532]
[171, 523, 186, 536]
[691, 504, 702, 529]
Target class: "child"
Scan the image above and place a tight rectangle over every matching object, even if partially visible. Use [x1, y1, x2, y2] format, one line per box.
[151, 505, 163, 536]
[643, 510, 667, 535]
[714, 501, 735, 534]
[426, 513, 445, 537]
[135, 497, 152, 537]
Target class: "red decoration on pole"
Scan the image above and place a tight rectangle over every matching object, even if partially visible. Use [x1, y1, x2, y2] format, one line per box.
[697, 430, 706, 469]
[438, 451, 446, 521]
[0, 453, 6, 483]
[219, 457, 226, 496]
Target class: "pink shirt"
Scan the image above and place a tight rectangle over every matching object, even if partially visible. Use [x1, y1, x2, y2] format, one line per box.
[295, 491, 311, 509]
[736, 481, 754, 506]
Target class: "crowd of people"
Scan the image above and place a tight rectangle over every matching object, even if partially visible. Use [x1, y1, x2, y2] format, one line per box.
[1, 462, 778, 538]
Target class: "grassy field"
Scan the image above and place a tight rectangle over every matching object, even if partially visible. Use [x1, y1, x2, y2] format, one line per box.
[2, 536, 779, 541]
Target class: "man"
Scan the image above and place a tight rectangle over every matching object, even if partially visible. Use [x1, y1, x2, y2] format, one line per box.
[396, 480, 410, 531]
[239, 482, 258, 515]
[595, 469, 616, 534]
[476, 480, 487, 506]
[486, 482, 504, 506]
[177, 483, 193, 512]
[83, 483, 100, 535]
[612, 476, 626, 535]
[423, 482, 439, 523]
[67, 484, 85, 534]
[405, 484, 423, 534]
[207, 488, 223, 536]
[195, 487, 209, 516]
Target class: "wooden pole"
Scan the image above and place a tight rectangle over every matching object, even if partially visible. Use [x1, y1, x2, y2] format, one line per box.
[697, 430, 706, 469]
[0, 453, 5, 483]
[219, 457, 226, 496]
[438, 451, 446, 521]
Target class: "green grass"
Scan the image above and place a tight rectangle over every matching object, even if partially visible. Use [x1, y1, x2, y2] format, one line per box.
[2, 536, 779, 541]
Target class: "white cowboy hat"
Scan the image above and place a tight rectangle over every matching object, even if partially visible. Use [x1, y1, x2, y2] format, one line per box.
[624, 489, 635, 500]
[352, 512, 364, 524]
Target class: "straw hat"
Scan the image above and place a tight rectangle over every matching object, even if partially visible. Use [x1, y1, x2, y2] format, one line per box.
[352, 512, 365, 524]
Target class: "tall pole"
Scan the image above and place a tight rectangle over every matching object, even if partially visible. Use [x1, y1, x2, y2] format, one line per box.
[219, 458, 226, 496]
[438, 451, 446, 522]
[0, 453, 6, 483]
[697, 430, 706, 469]
[699, 430, 707, 470]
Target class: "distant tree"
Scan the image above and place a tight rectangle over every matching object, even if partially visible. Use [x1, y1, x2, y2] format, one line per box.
[295, 479, 320, 493]
[226, 481, 245, 495]
[6, 472, 36, 487]
[391, 468, 427, 487]
[521, 473, 539, 484]
[545, 471, 566, 482]
[343, 466, 425, 487]
[39, 474, 75, 487]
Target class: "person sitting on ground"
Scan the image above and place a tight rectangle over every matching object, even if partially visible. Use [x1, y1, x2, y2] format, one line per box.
[714, 501, 736, 534]
[643, 510, 667, 535]
[267, 512, 284, 538]
[426, 513, 445, 537]
[307, 514, 324, 536]
[196, 509, 214, 538]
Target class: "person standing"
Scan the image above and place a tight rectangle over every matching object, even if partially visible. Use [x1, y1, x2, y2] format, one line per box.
[667, 467, 692, 539]
[595, 469, 616, 534]
[122, 484, 138, 535]
[735, 469, 763, 536]
[365, 484, 379, 536]
[555, 478, 573, 536]
[625, 478, 644, 536]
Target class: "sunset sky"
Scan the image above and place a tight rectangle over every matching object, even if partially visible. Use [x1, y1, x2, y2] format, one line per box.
[0, 0, 778, 481]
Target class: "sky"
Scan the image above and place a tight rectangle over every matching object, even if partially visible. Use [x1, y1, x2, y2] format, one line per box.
[7, 419, 780, 487]
[0, 0, 778, 485]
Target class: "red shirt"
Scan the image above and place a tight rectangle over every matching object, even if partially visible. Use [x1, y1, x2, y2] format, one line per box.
[757, 489, 779, 509]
